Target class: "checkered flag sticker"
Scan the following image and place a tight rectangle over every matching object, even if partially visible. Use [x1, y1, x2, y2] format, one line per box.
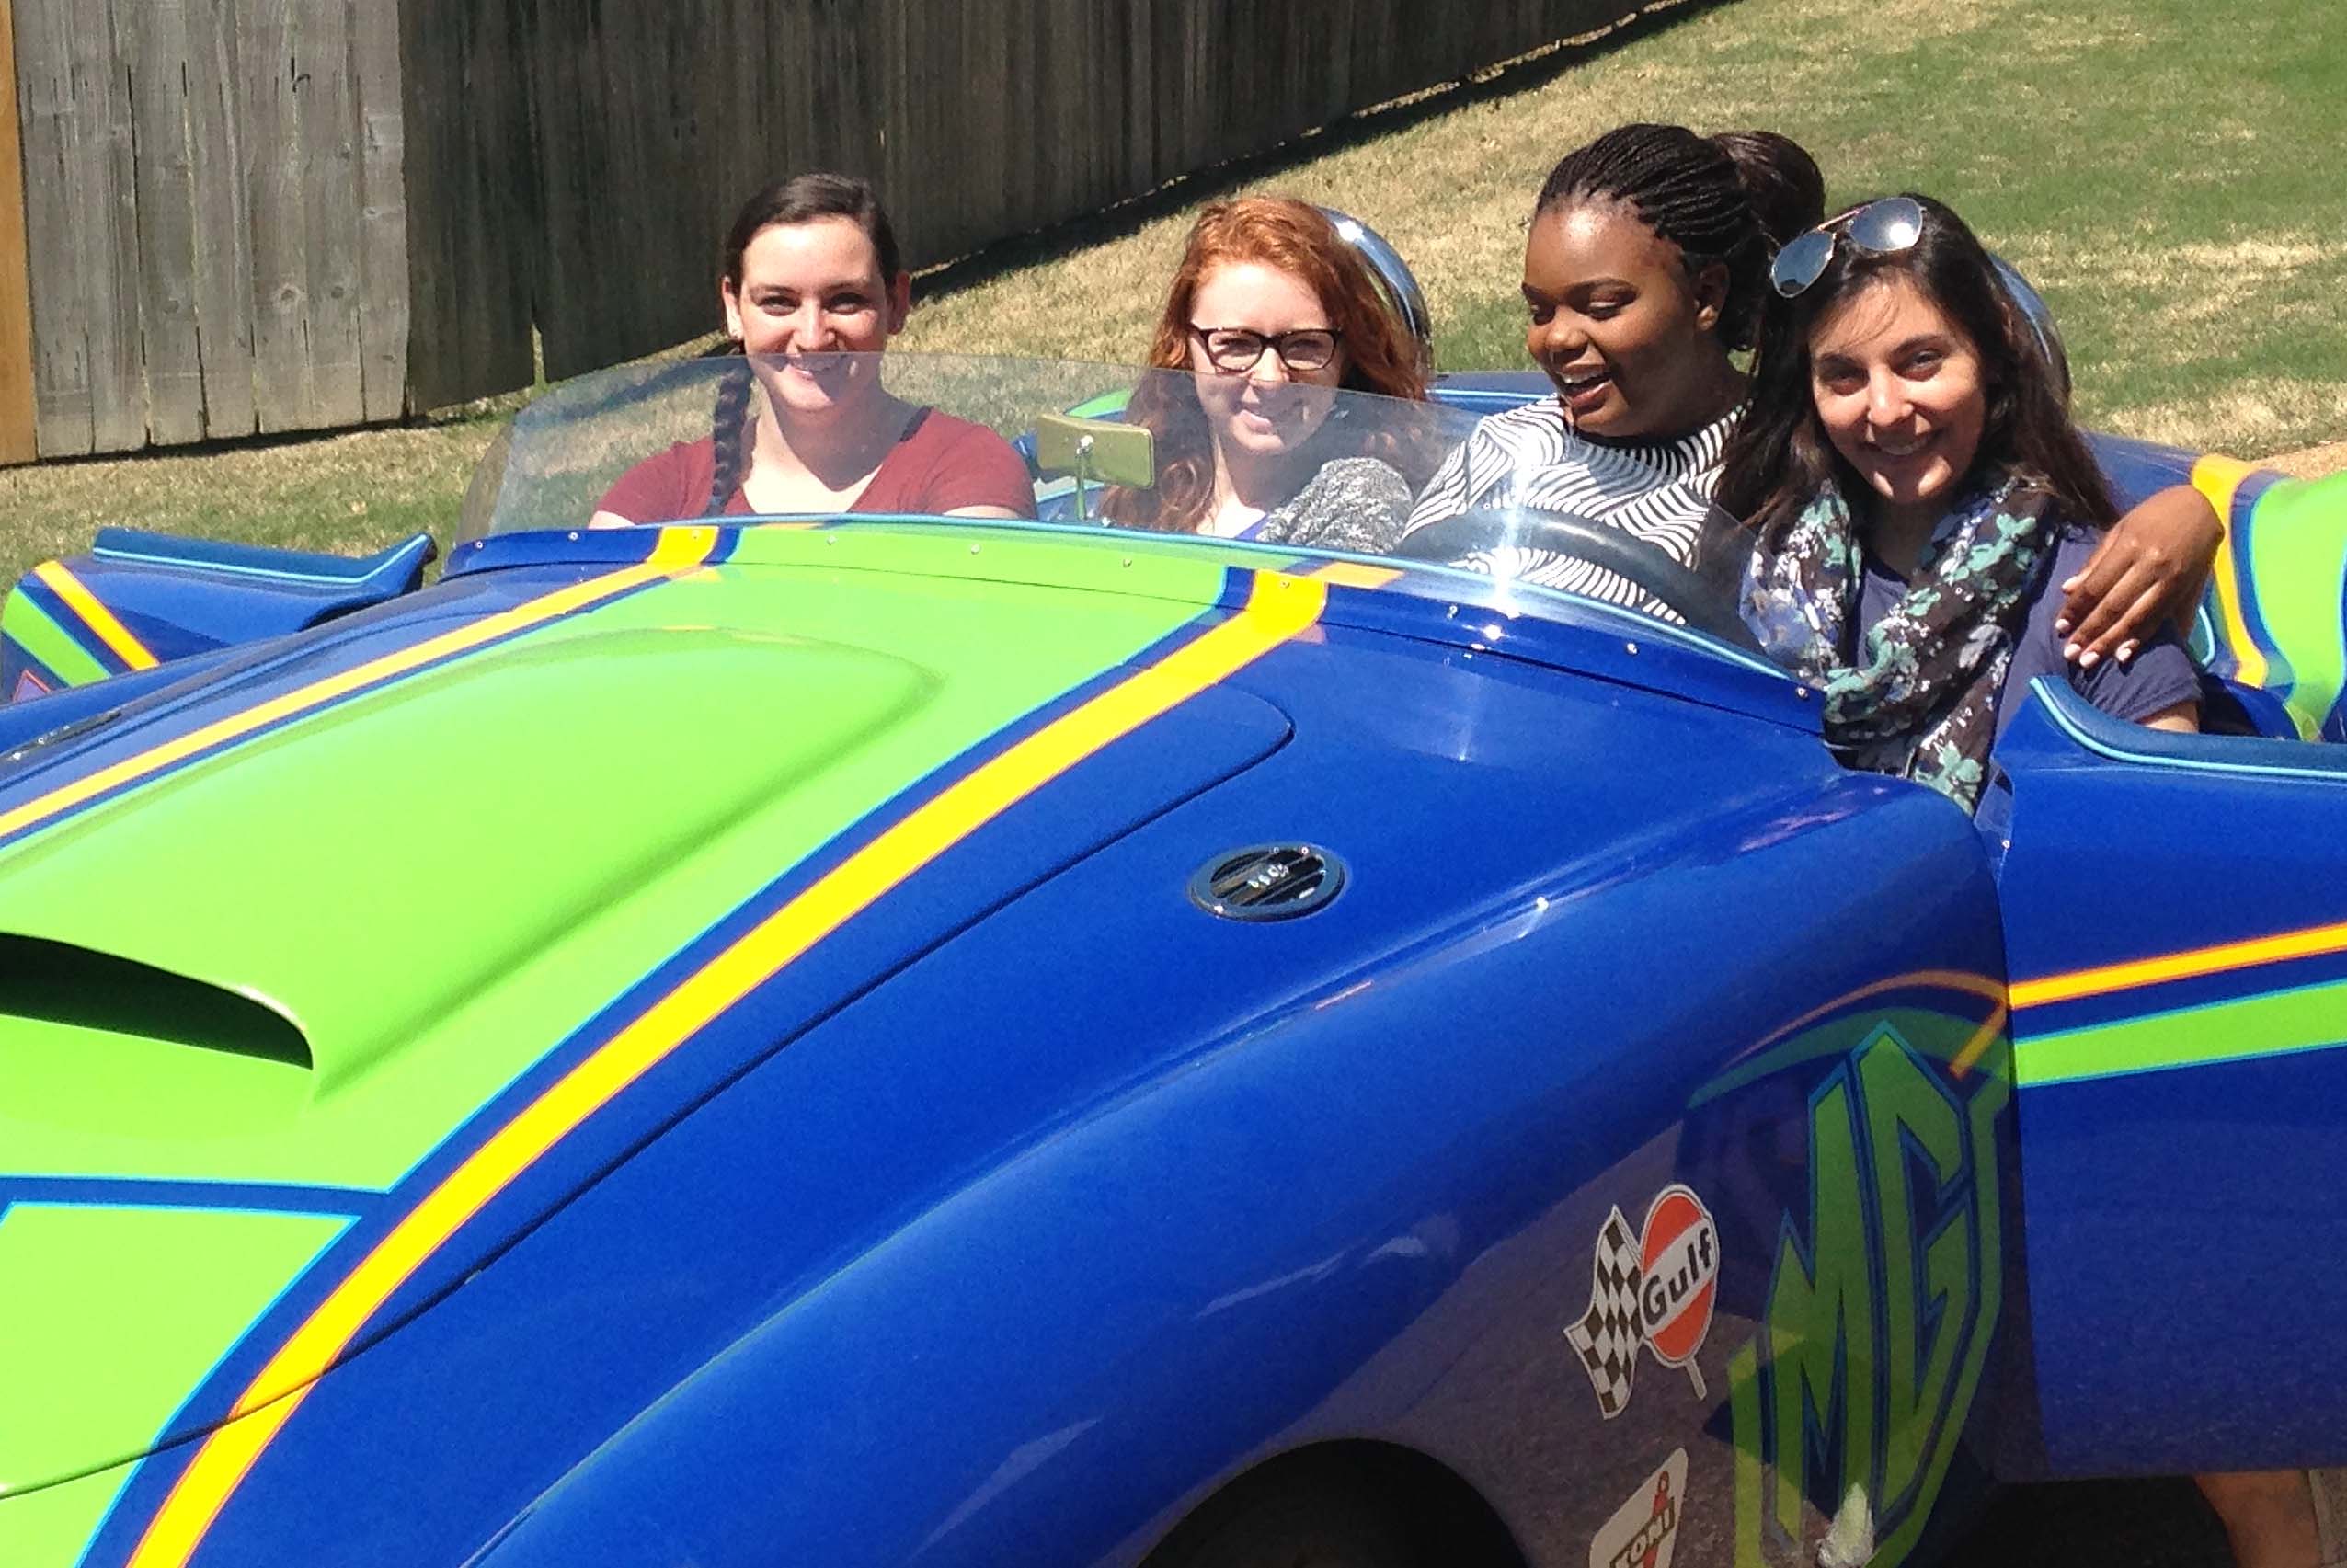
[1564, 1206, 1643, 1418]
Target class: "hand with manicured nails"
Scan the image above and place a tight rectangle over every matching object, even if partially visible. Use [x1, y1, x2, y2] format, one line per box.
[2055, 483, 2222, 667]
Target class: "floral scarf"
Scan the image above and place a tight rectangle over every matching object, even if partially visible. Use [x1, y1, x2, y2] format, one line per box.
[1741, 475, 2056, 811]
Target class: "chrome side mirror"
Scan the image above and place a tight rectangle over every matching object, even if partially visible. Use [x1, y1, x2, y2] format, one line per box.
[1317, 207, 1435, 372]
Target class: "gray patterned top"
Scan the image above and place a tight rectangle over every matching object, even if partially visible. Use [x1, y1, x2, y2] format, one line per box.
[1249, 457, 1414, 555]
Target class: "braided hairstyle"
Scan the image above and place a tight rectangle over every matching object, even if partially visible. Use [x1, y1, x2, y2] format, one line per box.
[1534, 124, 1824, 353]
[705, 173, 905, 516]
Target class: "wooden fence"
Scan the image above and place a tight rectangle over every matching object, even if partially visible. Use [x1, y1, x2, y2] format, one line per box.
[6, 0, 406, 457]
[6, 0, 1658, 460]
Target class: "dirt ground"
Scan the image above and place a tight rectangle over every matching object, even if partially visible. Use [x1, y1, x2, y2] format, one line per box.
[2270, 441, 2347, 478]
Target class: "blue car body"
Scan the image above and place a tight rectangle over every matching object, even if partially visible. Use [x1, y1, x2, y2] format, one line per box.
[3, 360, 2344, 1568]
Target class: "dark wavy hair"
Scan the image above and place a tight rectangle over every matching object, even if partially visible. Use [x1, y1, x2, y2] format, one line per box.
[704, 173, 904, 515]
[1099, 197, 1430, 534]
[1714, 193, 2116, 544]
[1535, 124, 1825, 353]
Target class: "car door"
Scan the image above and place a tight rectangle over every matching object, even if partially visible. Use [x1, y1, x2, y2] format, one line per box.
[1994, 677, 2347, 1476]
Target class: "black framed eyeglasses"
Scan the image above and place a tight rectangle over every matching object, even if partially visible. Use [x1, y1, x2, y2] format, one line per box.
[1187, 326, 1342, 374]
[1769, 197, 1927, 299]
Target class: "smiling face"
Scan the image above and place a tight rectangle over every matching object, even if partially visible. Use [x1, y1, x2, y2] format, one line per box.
[1185, 260, 1346, 470]
[1807, 272, 1988, 531]
[1520, 200, 1735, 441]
[721, 216, 911, 418]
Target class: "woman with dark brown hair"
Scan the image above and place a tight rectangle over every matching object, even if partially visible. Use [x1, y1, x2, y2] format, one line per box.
[1099, 197, 1430, 553]
[593, 172, 1033, 526]
[1723, 193, 2198, 821]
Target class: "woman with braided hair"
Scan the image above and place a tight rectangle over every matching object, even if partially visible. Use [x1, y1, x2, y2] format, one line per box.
[593, 173, 1033, 526]
[1404, 123, 2218, 662]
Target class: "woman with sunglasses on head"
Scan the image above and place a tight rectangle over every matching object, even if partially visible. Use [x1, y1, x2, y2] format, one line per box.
[1098, 197, 1428, 550]
[1733, 201, 2347, 1566]
[1721, 194, 2200, 822]
[1407, 123, 2218, 657]
[592, 173, 1034, 527]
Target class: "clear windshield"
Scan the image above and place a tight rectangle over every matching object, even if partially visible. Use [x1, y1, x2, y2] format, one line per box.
[455, 351, 1757, 654]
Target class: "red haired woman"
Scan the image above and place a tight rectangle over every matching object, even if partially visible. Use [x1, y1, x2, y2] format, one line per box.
[1100, 198, 1430, 552]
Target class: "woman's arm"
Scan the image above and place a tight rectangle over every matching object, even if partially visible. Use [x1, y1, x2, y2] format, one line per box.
[2055, 484, 2222, 667]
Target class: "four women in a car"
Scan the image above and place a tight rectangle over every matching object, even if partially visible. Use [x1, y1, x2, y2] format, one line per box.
[601, 152, 2232, 810]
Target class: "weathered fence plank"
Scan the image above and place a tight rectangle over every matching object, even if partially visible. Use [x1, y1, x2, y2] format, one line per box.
[17, 0, 96, 452]
[0, 0, 37, 464]
[120, 0, 206, 445]
[242, 0, 318, 431]
[295, 0, 364, 426]
[349, 0, 406, 421]
[75, 0, 144, 452]
[395, 0, 532, 411]
[182, 0, 257, 438]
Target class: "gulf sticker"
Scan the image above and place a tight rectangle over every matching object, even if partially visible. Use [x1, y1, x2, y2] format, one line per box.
[1591, 1448, 1689, 1568]
[1564, 1183, 1719, 1417]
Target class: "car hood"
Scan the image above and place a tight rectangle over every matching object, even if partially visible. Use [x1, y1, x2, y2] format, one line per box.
[0, 525, 1309, 1500]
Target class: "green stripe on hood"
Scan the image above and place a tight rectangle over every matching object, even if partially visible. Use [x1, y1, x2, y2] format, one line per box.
[0, 532, 1244, 1505]
[0, 539, 1232, 1190]
[0, 1206, 346, 1502]
[3, 589, 111, 689]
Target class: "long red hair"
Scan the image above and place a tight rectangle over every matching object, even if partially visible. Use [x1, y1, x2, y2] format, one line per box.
[1102, 198, 1430, 533]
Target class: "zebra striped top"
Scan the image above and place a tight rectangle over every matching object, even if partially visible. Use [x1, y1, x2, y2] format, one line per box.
[1402, 398, 1744, 616]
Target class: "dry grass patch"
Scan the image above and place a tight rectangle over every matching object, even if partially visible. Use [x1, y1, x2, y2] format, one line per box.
[0, 419, 498, 580]
[2268, 441, 2347, 479]
[2117, 379, 2347, 457]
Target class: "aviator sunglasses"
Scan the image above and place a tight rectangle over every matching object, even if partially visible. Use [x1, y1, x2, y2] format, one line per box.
[1769, 197, 1927, 299]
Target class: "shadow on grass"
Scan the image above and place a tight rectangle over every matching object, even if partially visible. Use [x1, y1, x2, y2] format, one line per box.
[913, 0, 1741, 307]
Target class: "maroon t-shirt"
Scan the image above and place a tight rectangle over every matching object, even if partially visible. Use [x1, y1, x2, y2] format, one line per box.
[597, 406, 1035, 521]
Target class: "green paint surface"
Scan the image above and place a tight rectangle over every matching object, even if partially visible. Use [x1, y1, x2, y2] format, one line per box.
[0, 538, 1223, 1196]
[2246, 472, 2347, 738]
[0, 1204, 346, 1501]
[0, 1453, 141, 1568]
[2, 589, 109, 688]
[0, 532, 1241, 1510]
[2017, 974, 2347, 1087]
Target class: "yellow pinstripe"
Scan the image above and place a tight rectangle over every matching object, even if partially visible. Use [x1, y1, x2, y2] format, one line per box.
[122, 567, 1331, 1567]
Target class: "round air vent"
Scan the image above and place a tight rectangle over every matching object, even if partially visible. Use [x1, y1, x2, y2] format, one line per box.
[1188, 843, 1347, 922]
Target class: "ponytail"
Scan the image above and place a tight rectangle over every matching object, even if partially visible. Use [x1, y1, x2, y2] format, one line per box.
[1711, 130, 1826, 251]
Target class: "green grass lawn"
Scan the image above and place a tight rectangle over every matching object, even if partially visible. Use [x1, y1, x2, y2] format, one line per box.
[4, 0, 2341, 587]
